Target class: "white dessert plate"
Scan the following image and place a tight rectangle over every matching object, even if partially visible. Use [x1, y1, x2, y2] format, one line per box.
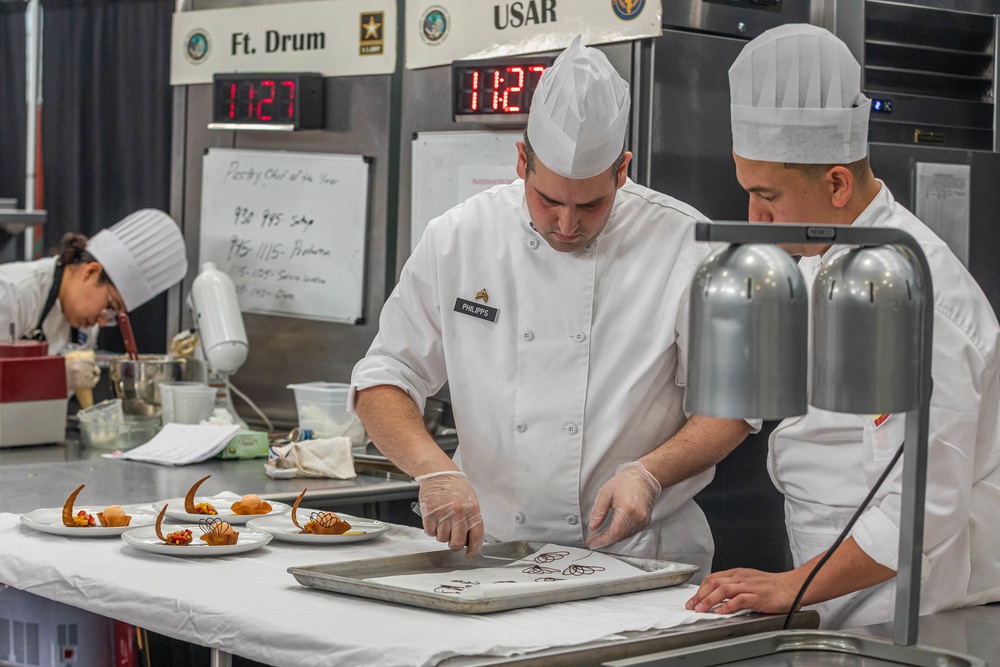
[120, 524, 273, 557]
[20, 505, 157, 538]
[152, 496, 290, 525]
[247, 510, 389, 544]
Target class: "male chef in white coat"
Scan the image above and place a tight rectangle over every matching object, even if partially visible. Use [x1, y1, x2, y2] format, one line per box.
[687, 24, 1000, 628]
[351, 36, 751, 569]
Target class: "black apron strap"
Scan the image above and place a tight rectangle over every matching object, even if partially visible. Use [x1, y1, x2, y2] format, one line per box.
[21, 262, 66, 342]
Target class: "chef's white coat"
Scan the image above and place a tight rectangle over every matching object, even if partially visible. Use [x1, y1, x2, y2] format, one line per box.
[0, 257, 95, 353]
[771, 182, 1000, 629]
[352, 178, 719, 571]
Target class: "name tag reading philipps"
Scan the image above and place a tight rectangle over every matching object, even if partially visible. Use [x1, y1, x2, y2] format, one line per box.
[454, 298, 499, 323]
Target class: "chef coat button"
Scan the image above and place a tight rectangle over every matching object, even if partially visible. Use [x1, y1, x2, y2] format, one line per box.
[516, 422, 527, 433]
[566, 515, 579, 525]
[573, 332, 587, 343]
[522, 330, 534, 342]
[584, 242, 595, 252]
[528, 239, 539, 249]
[564, 423, 579, 435]
[515, 512, 525, 524]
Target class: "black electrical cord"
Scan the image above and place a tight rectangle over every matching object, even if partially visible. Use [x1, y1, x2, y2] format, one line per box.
[782, 440, 905, 629]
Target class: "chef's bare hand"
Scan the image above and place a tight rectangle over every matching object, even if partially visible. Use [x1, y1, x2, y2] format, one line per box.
[585, 461, 661, 550]
[414, 470, 484, 559]
[686, 568, 802, 615]
[64, 355, 101, 392]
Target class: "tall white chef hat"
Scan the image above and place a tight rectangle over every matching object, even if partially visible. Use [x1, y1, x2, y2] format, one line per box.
[729, 24, 870, 164]
[86, 209, 188, 311]
[526, 35, 630, 179]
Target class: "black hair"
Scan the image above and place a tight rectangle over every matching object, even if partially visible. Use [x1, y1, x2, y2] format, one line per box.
[57, 232, 113, 285]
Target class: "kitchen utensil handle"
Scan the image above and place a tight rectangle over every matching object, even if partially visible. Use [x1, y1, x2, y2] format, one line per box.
[117, 312, 139, 360]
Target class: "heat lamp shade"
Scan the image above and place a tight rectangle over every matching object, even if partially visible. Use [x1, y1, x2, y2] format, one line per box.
[811, 245, 924, 414]
[685, 244, 809, 420]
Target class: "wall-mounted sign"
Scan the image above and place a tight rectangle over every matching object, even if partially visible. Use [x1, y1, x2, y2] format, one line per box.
[171, 0, 396, 85]
[405, 0, 661, 70]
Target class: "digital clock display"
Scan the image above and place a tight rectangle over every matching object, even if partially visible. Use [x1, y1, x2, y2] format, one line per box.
[452, 55, 556, 123]
[211, 72, 324, 130]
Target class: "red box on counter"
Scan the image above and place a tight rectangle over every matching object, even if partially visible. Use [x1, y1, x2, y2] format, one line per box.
[0, 341, 68, 446]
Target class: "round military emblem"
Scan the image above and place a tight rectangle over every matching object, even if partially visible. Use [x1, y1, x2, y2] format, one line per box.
[420, 6, 450, 45]
[611, 0, 645, 21]
[184, 30, 211, 64]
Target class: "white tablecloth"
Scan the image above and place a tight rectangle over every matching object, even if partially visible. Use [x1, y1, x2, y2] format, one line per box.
[0, 513, 728, 667]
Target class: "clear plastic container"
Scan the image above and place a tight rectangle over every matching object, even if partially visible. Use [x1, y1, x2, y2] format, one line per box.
[117, 416, 161, 450]
[77, 399, 124, 449]
[287, 382, 367, 445]
[164, 383, 217, 425]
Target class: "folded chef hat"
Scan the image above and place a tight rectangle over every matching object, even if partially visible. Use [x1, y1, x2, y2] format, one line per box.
[729, 24, 870, 164]
[526, 35, 630, 179]
[87, 209, 188, 311]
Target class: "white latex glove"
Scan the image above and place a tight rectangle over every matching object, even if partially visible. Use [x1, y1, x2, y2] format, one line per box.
[585, 461, 662, 550]
[415, 470, 484, 558]
[64, 354, 101, 393]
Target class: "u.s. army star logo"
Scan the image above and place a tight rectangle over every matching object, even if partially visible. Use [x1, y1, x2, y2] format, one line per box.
[475, 289, 489, 304]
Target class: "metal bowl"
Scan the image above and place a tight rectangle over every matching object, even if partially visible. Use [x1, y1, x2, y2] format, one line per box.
[109, 355, 206, 418]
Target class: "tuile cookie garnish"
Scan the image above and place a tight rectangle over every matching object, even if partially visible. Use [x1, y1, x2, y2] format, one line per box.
[97, 504, 132, 528]
[199, 517, 239, 546]
[155, 504, 192, 546]
[183, 475, 217, 515]
[290, 488, 308, 529]
[61, 484, 95, 527]
[230, 493, 272, 515]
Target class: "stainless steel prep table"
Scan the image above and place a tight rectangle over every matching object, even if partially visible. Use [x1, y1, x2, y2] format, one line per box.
[0, 439, 419, 517]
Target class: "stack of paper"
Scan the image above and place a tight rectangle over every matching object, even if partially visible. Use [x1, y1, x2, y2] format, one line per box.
[104, 424, 240, 466]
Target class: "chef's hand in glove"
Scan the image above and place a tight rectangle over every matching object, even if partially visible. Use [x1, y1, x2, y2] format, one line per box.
[64, 354, 101, 393]
[415, 470, 484, 559]
[585, 461, 661, 550]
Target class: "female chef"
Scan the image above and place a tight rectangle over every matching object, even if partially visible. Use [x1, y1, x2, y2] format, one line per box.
[0, 208, 187, 394]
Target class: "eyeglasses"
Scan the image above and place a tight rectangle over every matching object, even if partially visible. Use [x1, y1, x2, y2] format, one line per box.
[99, 290, 124, 327]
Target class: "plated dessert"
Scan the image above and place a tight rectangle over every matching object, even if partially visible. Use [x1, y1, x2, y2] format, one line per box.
[20, 486, 156, 538]
[246, 489, 388, 544]
[63, 484, 133, 529]
[154, 476, 290, 524]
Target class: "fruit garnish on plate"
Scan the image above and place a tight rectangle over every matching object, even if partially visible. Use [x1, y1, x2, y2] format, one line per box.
[183, 475, 217, 515]
[154, 504, 192, 546]
[61, 484, 96, 527]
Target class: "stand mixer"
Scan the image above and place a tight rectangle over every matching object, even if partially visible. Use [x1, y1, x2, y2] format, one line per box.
[181, 262, 250, 428]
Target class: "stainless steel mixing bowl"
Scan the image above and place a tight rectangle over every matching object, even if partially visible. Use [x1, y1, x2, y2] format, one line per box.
[109, 355, 207, 418]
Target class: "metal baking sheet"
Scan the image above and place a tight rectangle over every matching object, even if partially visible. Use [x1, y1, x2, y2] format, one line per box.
[602, 629, 986, 667]
[287, 540, 699, 614]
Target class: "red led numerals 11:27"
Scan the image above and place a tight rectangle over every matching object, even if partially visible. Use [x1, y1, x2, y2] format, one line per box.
[225, 79, 296, 122]
[466, 65, 546, 113]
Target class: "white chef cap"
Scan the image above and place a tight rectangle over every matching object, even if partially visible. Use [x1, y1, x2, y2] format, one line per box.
[729, 24, 870, 164]
[526, 35, 630, 179]
[87, 209, 188, 311]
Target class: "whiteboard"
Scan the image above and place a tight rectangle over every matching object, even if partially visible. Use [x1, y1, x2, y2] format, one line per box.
[411, 131, 521, 251]
[200, 148, 370, 324]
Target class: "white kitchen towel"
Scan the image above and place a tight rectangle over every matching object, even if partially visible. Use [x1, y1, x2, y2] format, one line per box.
[271, 436, 356, 479]
[103, 423, 240, 466]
